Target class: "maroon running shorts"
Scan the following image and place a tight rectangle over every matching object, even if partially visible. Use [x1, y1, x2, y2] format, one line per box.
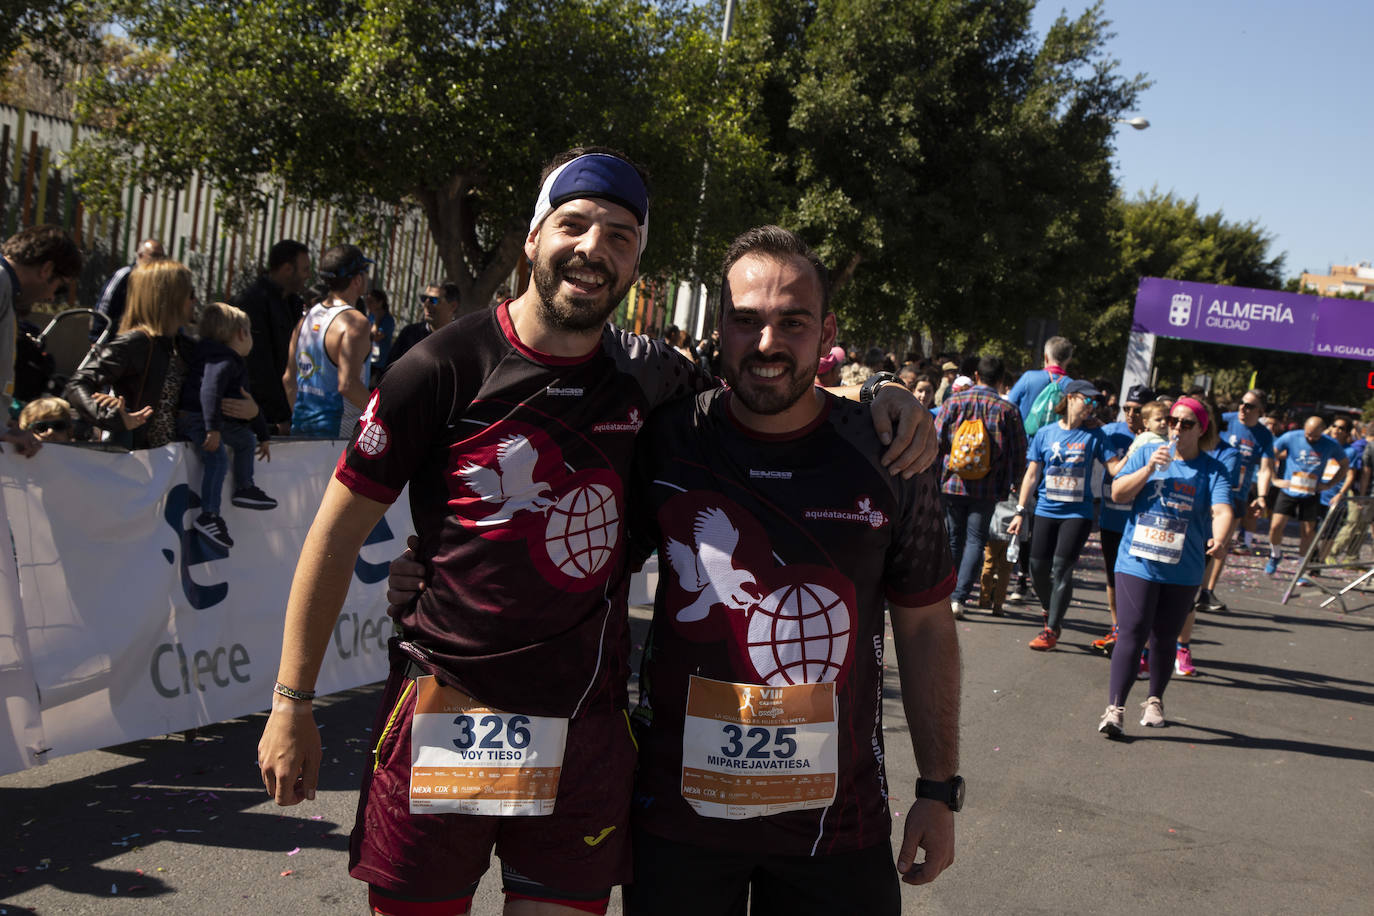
[348, 662, 635, 901]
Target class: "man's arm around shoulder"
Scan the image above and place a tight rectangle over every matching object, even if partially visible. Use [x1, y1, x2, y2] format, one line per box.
[890, 595, 960, 886]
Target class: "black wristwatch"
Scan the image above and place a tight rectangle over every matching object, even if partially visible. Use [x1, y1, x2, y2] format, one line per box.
[859, 371, 898, 404]
[916, 776, 965, 812]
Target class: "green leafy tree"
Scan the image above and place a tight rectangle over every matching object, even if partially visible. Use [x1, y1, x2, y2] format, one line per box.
[67, 0, 761, 313]
[723, 0, 1145, 353]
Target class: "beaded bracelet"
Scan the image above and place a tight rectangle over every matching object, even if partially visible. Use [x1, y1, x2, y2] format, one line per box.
[273, 681, 316, 702]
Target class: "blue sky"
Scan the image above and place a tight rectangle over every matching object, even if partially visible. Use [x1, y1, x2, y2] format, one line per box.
[1031, 0, 1372, 279]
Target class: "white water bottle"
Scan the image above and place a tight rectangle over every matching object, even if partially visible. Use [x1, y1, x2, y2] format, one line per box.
[1006, 537, 1020, 564]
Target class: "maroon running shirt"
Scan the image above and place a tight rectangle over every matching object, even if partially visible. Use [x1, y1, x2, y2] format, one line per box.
[336, 301, 712, 718]
[629, 388, 955, 856]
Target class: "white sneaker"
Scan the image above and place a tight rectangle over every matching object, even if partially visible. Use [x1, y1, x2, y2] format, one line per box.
[951, 600, 965, 620]
[1098, 705, 1124, 737]
[1140, 696, 1166, 727]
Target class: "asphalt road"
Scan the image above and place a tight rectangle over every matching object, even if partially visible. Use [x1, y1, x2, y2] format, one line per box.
[2, 540, 1371, 914]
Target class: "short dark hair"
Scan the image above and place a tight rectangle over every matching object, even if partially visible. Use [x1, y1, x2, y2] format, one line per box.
[2, 225, 81, 277]
[976, 356, 1005, 386]
[318, 244, 370, 291]
[368, 287, 389, 311]
[441, 282, 461, 303]
[718, 225, 829, 320]
[267, 239, 309, 272]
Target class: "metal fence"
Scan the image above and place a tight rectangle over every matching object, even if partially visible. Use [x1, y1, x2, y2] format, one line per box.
[1281, 494, 1374, 613]
[1, 103, 445, 324]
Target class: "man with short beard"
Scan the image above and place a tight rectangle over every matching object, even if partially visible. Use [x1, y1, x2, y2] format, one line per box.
[257, 148, 935, 916]
[626, 227, 961, 914]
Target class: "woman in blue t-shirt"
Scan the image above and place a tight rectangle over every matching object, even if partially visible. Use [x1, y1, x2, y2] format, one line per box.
[1007, 380, 1119, 651]
[1097, 395, 1233, 737]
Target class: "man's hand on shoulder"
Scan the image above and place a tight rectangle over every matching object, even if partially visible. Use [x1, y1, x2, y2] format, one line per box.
[872, 383, 937, 478]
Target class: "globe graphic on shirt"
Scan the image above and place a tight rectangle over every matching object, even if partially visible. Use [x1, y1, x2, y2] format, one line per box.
[544, 482, 620, 578]
[357, 420, 389, 457]
[747, 582, 851, 686]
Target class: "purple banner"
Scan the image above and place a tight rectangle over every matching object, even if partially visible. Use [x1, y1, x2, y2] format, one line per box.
[1133, 277, 1374, 360]
[1312, 296, 1374, 360]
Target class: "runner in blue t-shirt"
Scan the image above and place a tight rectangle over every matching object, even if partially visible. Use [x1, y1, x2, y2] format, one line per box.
[1316, 417, 1365, 565]
[1006, 380, 1121, 651]
[1196, 390, 1276, 610]
[1173, 433, 1239, 678]
[1318, 419, 1362, 509]
[1097, 395, 1232, 737]
[1265, 417, 1347, 575]
[1090, 382, 1154, 656]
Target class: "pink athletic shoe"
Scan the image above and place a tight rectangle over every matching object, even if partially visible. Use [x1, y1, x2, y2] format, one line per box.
[1174, 646, 1197, 677]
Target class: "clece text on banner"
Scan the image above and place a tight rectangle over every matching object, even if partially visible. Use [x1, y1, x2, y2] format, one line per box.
[151, 641, 251, 698]
[334, 611, 392, 659]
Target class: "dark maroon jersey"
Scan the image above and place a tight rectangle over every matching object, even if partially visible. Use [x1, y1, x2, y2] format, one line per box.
[629, 388, 954, 855]
[336, 301, 712, 718]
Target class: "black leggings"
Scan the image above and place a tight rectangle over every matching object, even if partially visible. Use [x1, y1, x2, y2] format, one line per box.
[1028, 515, 1094, 632]
[1108, 573, 1198, 707]
[1100, 528, 1124, 590]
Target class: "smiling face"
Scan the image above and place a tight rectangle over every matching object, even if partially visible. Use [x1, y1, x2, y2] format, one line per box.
[526, 197, 640, 333]
[720, 252, 835, 434]
[913, 378, 935, 408]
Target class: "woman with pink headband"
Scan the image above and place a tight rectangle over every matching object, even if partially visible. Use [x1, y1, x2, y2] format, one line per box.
[1098, 394, 1234, 736]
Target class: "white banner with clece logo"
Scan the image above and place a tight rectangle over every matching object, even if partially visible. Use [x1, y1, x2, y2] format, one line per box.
[0, 441, 412, 776]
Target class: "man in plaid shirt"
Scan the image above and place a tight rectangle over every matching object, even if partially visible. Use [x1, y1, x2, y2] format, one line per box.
[936, 356, 1027, 618]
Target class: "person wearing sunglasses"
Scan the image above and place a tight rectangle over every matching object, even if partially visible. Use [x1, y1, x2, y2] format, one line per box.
[1098, 396, 1232, 736]
[1197, 390, 1276, 610]
[1006, 379, 1122, 651]
[18, 396, 76, 444]
[378, 282, 460, 381]
[1265, 416, 1347, 576]
[1091, 384, 1155, 657]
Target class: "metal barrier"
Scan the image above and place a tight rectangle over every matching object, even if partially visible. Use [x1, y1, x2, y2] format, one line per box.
[1280, 494, 1374, 612]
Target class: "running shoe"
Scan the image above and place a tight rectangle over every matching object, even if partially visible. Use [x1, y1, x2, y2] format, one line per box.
[990, 604, 1005, 618]
[1008, 579, 1027, 602]
[194, 512, 233, 550]
[1090, 628, 1118, 657]
[951, 599, 965, 620]
[1097, 705, 1124, 738]
[1195, 591, 1228, 613]
[1140, 696, 1166, 727]
[1296, 577, 1313, 588]
[1138, 650, 1149, 676]
[1264, 555, 1280, 575]
[1029, 628, 1058, 651]
[231, 485, 278, 510]
[1174, 646, 1197, 677]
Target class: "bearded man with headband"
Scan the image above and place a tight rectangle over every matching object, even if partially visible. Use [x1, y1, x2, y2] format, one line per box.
[256, 147, 935, 916]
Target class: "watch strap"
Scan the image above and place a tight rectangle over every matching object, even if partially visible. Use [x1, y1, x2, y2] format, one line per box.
[859, 371, 898, 404]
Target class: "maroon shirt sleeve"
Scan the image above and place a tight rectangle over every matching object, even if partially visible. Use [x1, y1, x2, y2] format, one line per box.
[334, 342, 446, 504]
[884, 467, 956, 607]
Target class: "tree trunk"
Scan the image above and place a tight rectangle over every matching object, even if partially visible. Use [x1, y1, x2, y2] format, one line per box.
[415, 173, 527, 316]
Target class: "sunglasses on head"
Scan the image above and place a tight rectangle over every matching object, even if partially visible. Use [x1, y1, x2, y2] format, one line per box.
[32, 419, 70, 434]
[1167, 416, 1197, 430]
[419, 295, 440, 305]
